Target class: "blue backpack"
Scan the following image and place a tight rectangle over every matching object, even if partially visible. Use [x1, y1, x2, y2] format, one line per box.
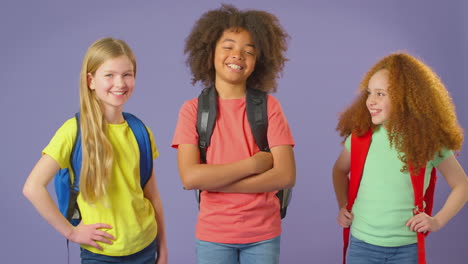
[54, 112, 153, 226]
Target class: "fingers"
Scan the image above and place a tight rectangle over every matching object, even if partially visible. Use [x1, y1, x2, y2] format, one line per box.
[96, 230, 115, 240]
[93, 223, 113, 230]
[406, 214, 431, 232]
[337, 208, 353, 228]
[92, 234, 113, 245]
[88, 240, 104, 251]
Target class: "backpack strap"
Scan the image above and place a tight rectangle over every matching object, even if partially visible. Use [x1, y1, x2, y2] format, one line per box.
[197, 87, 218, 164]
[66, 113, 82, 225]
[246, 88, 292, 219]
[246, 88, 269, 152]
[343, 129, 372, 264]
[123, 112, 153, 188]
[194, 87, 217, 205]
[410, 166, 437, 264]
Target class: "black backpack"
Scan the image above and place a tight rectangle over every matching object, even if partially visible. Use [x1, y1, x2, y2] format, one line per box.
[196, 86, 292, 219]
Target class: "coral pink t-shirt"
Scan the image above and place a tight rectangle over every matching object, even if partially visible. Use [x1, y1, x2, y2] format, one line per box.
[172, 94, 294, 243]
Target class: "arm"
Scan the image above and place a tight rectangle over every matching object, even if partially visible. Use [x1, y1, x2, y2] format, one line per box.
[143, 170, 168, 264]
[211, 145, 296, 193]
[407, 155, 468, 232]
[332, 148, 354, 228]
[23, 155, 114, 250]
[177, 144, 273, 190]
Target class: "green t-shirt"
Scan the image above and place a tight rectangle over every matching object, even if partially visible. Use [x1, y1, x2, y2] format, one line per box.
[345, 126, 452, 246]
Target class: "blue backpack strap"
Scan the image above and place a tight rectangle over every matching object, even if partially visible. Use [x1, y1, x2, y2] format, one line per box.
[123, 112, 153, 188]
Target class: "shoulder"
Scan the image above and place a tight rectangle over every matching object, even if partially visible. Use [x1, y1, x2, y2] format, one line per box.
[55, 117, 79, 140]
[266, 94, 280, 105]
[181, 97, 198, 111]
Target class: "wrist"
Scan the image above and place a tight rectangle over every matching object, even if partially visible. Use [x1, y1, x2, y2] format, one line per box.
[64, 226, 75, 240]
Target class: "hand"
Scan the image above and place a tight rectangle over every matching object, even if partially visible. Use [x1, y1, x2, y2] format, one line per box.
[68, 222, 115, 250]
[156, 244, 168, 264]
[406, 212, 442, 233]
[337, 207, 353, 228]
[251, 151, 273, 174]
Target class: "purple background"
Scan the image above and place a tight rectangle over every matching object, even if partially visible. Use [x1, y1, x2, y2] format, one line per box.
[1, 1, 466, 263]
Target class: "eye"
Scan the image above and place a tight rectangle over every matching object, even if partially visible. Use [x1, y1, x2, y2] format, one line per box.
[377, 92, 386, 96]
[245, 50, 255, 56]
[105, 74, 113, 77]
[124, 73, 134, 77]
[223, 46, 232, 50]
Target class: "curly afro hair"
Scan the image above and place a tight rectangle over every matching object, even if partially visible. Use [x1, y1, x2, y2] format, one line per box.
[184, 4, 289, 92]
[337, 52, 464, 172]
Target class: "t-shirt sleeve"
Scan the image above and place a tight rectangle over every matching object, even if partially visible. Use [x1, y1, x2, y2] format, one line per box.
[172, 99, 198, 148]
[42, 118, 77, 169]
[146, 126, 160, 160]
[431, 148, 453, 167]
[344, 135, 352, 151]
[267, 95, 295, 148]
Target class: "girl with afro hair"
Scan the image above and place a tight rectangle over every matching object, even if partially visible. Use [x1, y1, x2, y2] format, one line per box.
[333, 52, 467, 264]
[172, 4, 295, 264]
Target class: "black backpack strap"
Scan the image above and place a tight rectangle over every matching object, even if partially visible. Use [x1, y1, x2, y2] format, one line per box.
[246, 89, 292, 219]
[197, 86, 218, 163]
[246, 88, 269, 152]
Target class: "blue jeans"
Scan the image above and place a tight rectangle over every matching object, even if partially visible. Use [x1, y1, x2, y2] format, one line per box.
[80, 239, 157, 264]
[196, 236, 280, 264]
[347, 235, 417, 264]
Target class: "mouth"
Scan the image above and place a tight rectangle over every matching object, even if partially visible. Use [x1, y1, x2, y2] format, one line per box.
[226, 63, 243, 71]
[369, 109, 382, 117]
[110, 91, 127, 96]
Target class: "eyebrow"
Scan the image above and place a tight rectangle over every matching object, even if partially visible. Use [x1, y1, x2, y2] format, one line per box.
[367, 87, 387, 91]
[222, 38, 256, 48]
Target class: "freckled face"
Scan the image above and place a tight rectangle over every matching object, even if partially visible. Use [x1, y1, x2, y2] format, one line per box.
[213, 28, 256, 86]
[366, 69, 391, 126]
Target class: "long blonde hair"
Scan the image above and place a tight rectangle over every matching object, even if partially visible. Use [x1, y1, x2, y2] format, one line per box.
[79, 37, 137, 203]
[337, 52, 463, 172]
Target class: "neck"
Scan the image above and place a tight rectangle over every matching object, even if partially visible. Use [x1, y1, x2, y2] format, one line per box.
[103, 107, 124, 124]
[215, 80, 246, 99]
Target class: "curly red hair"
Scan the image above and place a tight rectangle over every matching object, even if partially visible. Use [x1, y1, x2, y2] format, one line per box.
[337, 52, 464, 171]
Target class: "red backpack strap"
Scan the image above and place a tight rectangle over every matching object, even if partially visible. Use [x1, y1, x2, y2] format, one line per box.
[343, 129, 372, 264]
[410, 166, 437, 264]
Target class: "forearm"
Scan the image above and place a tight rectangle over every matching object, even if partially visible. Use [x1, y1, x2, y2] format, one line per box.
[152, 198, 167, 253]
[181, 156, 257, 190]
[23, 185, 74, 239]
[333, 167, 349, 209]
[211, 166, 295, 193]
[433, 180, 468, 228]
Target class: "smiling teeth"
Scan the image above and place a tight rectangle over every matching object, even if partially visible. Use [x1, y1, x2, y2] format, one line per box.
[112, 91, 125, 95]
[227, 64, 242, 70]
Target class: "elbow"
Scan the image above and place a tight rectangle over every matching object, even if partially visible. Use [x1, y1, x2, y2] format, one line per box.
[22, 182, 34, 201]
[281, 170, 296, 190]
[180, 171, 200, 190]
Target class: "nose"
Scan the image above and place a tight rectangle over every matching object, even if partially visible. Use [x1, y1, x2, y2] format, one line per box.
[114, 76, 124, 88]
[231, 49, 243, 60]
[367, 94, 376, 106]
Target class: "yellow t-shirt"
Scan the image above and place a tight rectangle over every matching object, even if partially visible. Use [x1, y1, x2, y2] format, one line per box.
[43, 117, 159, 256]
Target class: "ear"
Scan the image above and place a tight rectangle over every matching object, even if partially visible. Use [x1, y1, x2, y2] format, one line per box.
[87, 73, 95, 90]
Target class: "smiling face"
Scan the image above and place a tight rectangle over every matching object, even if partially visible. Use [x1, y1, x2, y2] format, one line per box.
[88, 55, 135, 113]
[366, 69, 392, 126]
[213, 28, 256, 88]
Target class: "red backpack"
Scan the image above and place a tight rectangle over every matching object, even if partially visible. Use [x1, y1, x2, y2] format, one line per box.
[342, 130, 437, 264]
